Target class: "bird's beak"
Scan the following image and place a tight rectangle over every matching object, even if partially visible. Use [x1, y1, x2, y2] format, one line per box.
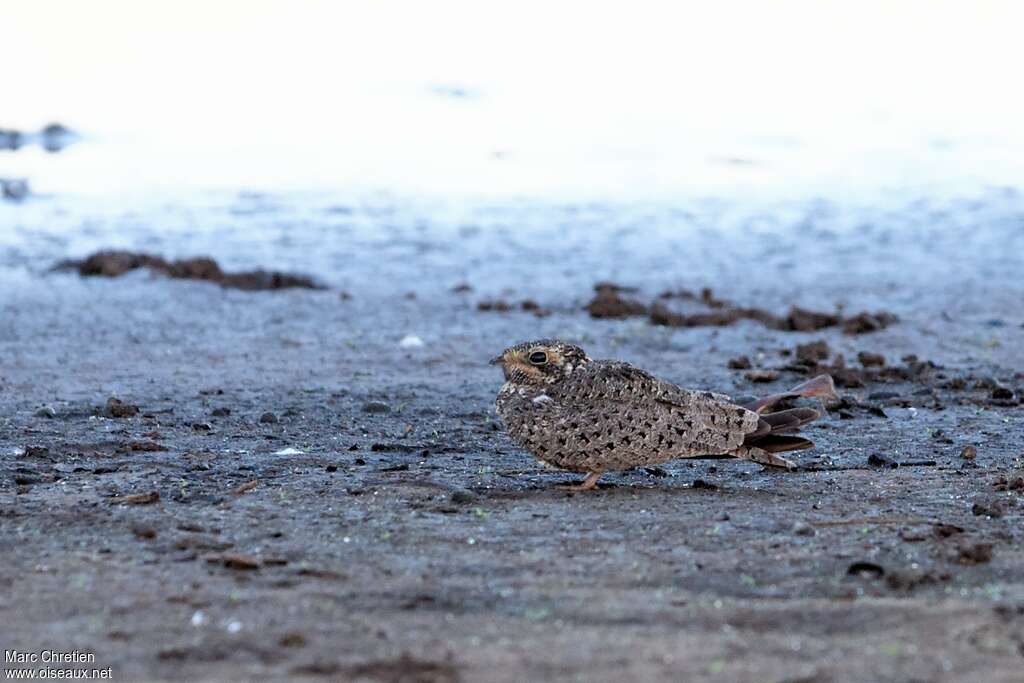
[489, 355, 504, 366]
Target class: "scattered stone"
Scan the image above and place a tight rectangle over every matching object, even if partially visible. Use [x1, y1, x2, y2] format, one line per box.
[843, 311, 899, 335]
[259, 412, 279, 424]
[972, 497, 1007, 518]
[1, 178, 30, 200]
[451, 283, 473, 294]
[885, 568, 948, 591]
[477, 299, 512, 312]
[796, 340, 830, 364]
[211, 407, 231, 417]
[325, 464, 338, 473]
[399, 335, 425, 349]
[847, 561, 885, 579]
[219, 553, 260, 570]
[191, 422, 212, 432]
[127, 440, 166, 452]
[993, 476, 1024, 492]
[726, 356, 751, 371]
[232, 480, 259, 495]
[744, 369, 779, 383]
[132, 525, 157, 540]
[62, 251, 324, 290]
[520, 300, 551, 316]
[933, 523, 965, 538]
[857, 352, 886, 367]
[792, 522, 816, 537]
[957, 542, 994, 565]
[449, 488, 479, 504]
[586, 284, 648, 319]
[279, 633, 307, 648]
[105, 398, 139, 418]
[868, 453, 898, 468]
[110, 491, 160, 505]
[34, 406, 57, 418]
[363, 401, 390, 414]
[960, 445, 978, 461]
[692, 479, 718, 490]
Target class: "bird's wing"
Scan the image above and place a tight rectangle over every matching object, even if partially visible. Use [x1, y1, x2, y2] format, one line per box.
[556, 362, 760, 457]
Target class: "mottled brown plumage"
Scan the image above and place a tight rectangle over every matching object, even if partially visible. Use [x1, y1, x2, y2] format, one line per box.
[493, 339, 837, 490]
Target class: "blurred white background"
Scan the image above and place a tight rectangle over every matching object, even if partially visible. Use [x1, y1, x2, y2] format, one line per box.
[4, 0, 1024, 198]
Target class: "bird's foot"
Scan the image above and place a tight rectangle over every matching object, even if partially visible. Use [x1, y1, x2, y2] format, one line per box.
[557, 472, 602, 491]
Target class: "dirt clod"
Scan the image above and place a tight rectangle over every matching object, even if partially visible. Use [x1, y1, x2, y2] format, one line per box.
[105, 397, 139, 418]
[127, 440, 166, 452]
[586, 284, 648, 319]
[110, 491, 160, 505]
[744, 369, 779, 383]
[972, 497, 1007, 518]
[857, 351, 886, 367]
[60, 250, 323, 290]
[219, 553, 261, 570]
[727, 355, 752, 370]
[957, 542, 994, 565]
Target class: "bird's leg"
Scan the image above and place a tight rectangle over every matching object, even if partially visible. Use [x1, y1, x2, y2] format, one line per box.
[557, 472, 602, 491]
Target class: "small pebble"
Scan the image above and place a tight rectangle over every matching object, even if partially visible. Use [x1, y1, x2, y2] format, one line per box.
[363, 401, 391, 414]
[399, 334, 425, 349]
[793, 522, 816, 537]
[960, 445, 977, 460]
[259, 411, 278, 424]
[34, 406, 57, 418]
[727, 356, 752, 370]
[450, 489, 479, 504]
[211, 407, 231, 417]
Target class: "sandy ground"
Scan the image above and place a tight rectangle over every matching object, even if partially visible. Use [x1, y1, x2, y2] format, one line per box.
[2, 189, 1024, 681]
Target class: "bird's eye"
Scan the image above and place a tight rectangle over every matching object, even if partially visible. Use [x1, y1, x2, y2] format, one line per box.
[528, 351, 548, 365]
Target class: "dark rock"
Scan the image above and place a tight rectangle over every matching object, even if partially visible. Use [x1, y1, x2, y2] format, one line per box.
[259, 412, 279, 424]
[449, 489, 479, 504]
[796, 340, 830, 364]
[477, 299, 512, 312]
[586, 284, 648, 319]
[857, 352, 886, 367]
[363, 401, 390, 414]
[847, 561, 885, 579]
[843, 311, 899, 335]
[727, 356, 752, 370]
[972, 497, 1007, 518]
[211, 407, 231, 417]
[792, 522, 816, 537]
[105, 398, 139, 418]
[868, 453, 898, 468]
[957, 542, 994, 565]
[744, 369, 779, 383]
[63, 250, 322, 290]
[933, 523, 965, 538]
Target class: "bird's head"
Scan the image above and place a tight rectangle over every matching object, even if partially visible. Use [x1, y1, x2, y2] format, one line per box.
[490, 339, 589, 386]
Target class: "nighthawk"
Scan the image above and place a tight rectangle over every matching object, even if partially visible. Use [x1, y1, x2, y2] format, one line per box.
[493, 339, 837, 490]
